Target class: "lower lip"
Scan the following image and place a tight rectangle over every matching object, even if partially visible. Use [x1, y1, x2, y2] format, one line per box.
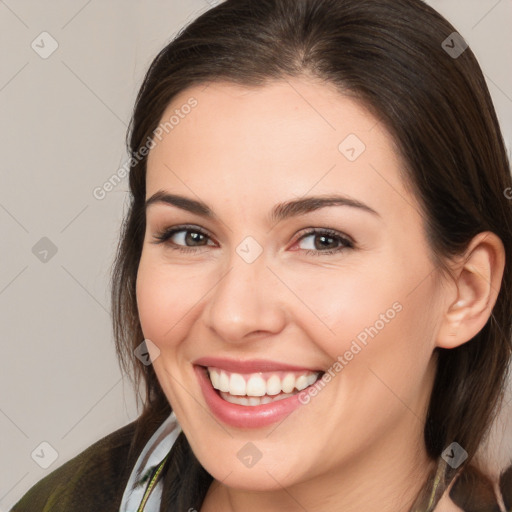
[194, 365, 309, 429]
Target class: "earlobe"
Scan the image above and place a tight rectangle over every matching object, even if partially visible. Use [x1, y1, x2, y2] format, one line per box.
[436, 232, 505, 350]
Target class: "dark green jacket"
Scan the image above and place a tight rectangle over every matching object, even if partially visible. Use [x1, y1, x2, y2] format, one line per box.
[10, 419, 140, 512]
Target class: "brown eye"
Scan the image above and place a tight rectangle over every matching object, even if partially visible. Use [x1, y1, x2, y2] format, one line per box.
[294, 229, 354, 256]
[151, 225, 216, 253]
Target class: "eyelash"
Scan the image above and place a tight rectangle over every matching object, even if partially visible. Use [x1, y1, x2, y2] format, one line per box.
[151, 224, 354, 256]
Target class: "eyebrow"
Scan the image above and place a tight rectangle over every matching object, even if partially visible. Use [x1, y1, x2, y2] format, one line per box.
[145, 190, 380, 224]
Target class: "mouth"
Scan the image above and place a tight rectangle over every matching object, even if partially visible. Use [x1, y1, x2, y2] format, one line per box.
[192, 357, 328, 428]
[202, 365, 325, 406]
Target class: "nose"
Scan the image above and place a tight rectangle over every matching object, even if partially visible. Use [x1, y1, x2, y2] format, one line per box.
[202, 252, 287, 344]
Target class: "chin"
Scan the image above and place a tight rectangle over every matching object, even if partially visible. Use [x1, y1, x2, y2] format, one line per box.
[209, 464, 303, 492]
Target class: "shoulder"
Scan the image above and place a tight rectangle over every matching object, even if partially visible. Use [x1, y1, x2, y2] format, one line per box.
[10, 419, 138, 512]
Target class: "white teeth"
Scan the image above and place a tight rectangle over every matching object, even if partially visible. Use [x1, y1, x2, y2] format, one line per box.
[229, 373, 246, 395]
[209, 369, 220, 389]
[306, 373, 318, 386]
[220, 391, 297, 406]
[246, 375, 267, 396]
[219, 370, 230, 392]
[281, 373, 296, 394]
[266, 375, 282, 395]
[207, 367, 322, 398]
[295, 375, 309, 391]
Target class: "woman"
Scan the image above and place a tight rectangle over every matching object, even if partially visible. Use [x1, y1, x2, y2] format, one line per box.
[11, 0, 512, 510]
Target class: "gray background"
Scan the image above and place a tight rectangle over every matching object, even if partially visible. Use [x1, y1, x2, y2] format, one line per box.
[1, 0, 511, 508]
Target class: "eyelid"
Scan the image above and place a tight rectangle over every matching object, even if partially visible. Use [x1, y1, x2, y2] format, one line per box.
[150, 224, 215, 245]
[151, 224, 355, 255]
[294, 226, 355, 245]
[290, 228, 354, 256]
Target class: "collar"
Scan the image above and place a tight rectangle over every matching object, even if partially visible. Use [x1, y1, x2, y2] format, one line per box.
[119, 411, 182, 512]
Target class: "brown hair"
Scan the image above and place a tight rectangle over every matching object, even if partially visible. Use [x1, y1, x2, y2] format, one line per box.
[110, 0, 512, 509]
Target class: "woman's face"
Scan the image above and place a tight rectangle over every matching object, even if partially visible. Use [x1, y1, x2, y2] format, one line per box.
[136, 78, 445, 493]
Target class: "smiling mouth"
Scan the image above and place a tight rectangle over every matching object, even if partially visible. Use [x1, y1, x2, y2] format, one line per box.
[203, 366, 325, 406]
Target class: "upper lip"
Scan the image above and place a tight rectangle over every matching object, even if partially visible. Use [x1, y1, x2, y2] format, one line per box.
[193, 356, 323, 374]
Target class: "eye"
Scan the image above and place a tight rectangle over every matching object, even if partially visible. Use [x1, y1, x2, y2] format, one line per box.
[292, 228, 354, 256]
[151, 225, 216, 253]
[151, 225, 354, 256]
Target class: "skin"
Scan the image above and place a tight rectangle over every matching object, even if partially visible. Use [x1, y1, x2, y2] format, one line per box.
[135, 77, 505, 511]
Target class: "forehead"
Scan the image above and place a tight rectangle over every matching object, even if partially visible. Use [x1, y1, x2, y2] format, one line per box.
[149, 78, 383, 164]
[145, 78, 420, 220]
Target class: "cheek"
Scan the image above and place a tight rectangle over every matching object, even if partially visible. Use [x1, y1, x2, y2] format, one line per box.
[282, 261, 404, 354]
[327, 274, 439, 415]
[135, 256, 195, 345]
[295, 257, 438, 373]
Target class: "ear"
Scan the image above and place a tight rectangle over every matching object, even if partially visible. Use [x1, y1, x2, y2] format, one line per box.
[436, 231, 505, 349]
